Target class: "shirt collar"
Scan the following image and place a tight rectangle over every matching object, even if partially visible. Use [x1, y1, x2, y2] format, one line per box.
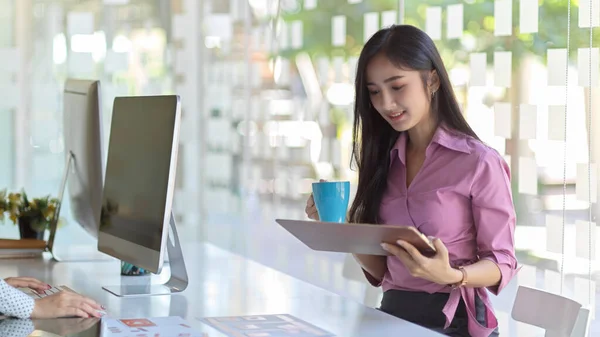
[390, 125, 471, 165]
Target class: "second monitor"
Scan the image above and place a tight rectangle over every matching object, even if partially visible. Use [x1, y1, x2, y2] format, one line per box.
[98, 95, 187, 297]
[46, 78, 113, 262]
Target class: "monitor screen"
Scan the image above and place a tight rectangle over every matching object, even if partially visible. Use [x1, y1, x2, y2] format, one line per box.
[98, 95, 180, 272]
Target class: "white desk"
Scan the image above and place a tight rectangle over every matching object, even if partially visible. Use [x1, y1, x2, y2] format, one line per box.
[1, 242, 443, 336]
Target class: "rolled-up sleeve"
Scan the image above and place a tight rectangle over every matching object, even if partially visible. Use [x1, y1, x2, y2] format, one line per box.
[471, 149, 519, 295]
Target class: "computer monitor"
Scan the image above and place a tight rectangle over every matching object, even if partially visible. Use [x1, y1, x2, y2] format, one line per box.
[47, 79, 113, 262]
[62, 79, 104, 236]
[98, 95, 188, 297]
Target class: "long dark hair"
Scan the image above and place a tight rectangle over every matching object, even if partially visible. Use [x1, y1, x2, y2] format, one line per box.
[347, 24, 480, 224]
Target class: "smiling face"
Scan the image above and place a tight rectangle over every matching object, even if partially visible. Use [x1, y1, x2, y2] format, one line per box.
[365, 53, 438, 133]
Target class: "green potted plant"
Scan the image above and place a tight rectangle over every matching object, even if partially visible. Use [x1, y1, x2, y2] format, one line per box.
[0, 189, 62, 240]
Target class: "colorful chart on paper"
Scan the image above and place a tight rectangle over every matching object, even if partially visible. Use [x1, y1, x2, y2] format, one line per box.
[199, 314, 335, 337]
[102, 316, 204, 337]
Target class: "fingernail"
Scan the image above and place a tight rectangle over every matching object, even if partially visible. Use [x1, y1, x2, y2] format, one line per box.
[396, 240, 405, 245]
[380, 243, 388, 250]
[101, 305, 106, 309]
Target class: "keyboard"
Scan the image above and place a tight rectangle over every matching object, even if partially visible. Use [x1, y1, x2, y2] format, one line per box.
[22, 285, 74, 299]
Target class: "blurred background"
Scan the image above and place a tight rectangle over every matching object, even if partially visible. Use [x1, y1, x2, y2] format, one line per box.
[0, 0, 598, 335]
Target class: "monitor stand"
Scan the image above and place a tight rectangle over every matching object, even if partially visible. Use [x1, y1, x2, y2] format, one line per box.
[101, 212, 189, 297]
[48, 151, 113, 262]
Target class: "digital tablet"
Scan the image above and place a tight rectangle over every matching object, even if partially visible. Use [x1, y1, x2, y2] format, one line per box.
[275, 219, 436, 257]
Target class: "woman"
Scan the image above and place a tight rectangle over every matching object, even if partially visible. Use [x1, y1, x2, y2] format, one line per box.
[1, 277, 104, 319]
[305, 25, 518, 337]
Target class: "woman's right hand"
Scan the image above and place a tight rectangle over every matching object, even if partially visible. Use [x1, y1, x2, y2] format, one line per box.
[31, 291, 104, 319]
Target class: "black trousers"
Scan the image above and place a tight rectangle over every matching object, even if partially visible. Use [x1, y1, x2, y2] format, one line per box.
[379, 289, 500, 337]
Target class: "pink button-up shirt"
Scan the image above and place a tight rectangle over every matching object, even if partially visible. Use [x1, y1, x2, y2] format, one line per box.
[364, 126, 519, 337]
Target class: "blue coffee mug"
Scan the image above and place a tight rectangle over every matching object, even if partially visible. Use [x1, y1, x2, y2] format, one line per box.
[312, 181, 350, 223]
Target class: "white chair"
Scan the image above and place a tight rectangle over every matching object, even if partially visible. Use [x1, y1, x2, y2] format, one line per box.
[341, 254, 382, 307]
[511, 285, 591, 337]
[569, 307, 591, 337]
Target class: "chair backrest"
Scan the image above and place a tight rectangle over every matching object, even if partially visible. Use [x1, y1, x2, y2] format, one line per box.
[511, 286, 582, 337]
[341, 253, 367, 282]
[569, 307, 591, 337]
[341, 254, 382, 307]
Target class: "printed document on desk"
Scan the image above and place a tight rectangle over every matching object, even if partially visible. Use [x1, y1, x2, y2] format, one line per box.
[200, 314, 335, 337]
[101, 316, 203, 337]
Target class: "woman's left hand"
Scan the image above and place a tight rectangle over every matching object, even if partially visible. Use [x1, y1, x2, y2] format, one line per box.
[381, 238, 462, 286]
[5, 277, 51, 294]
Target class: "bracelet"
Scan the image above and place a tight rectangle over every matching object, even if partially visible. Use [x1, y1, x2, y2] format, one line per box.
[451, 266, 468, 289]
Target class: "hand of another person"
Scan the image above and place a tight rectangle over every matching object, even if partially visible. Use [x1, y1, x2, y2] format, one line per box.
[381, 237, 462, 286]
[304, 179, 326, 220]
[30, 291, 104, 319]
[4, 277, 50, 294]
